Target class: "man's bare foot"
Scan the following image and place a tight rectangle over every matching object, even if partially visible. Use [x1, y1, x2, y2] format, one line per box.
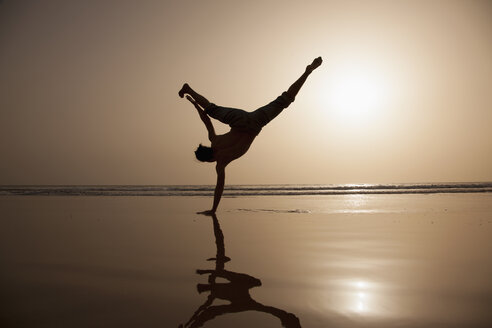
[306, 56, 323, 73]
[178, 83, 190, 98]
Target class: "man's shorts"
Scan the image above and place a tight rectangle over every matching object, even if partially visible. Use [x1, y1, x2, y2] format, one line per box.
[205, 92, 295, 135]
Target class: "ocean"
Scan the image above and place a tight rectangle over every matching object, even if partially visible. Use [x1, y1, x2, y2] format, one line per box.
[1, 182, 491, 196]
[2, 186, 492, 327]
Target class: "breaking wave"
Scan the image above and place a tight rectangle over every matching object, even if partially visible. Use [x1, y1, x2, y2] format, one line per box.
[1, 183, 491, 196]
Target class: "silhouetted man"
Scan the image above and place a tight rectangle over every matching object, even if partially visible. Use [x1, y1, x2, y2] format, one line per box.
[179, 57, 322, 215]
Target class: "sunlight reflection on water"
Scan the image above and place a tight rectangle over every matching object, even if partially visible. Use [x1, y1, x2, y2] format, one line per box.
[318, 277, 393, 319]
[352, 280, 370, 314]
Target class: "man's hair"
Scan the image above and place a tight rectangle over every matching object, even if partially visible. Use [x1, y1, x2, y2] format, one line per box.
[195, 144, 214, 162]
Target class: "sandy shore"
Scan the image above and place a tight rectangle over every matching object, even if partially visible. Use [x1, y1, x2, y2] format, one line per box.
[1, 194, 491, 327]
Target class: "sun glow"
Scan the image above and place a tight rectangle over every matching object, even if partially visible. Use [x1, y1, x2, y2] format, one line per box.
[319, 61, 394, 129]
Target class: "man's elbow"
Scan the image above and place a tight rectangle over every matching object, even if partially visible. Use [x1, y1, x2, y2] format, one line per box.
[216, 165, 225, 176]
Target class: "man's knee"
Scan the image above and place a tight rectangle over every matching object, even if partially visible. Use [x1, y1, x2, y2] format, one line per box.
[280, 91, 295, 107]
[204, 103, 219, 116]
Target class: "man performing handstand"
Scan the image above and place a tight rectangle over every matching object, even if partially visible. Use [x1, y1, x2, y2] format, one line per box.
[179, 57, 322, 215]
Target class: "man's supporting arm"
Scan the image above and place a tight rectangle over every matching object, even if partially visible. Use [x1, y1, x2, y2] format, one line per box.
[197, 163, 225, 215]
[211, 164, 225, 213]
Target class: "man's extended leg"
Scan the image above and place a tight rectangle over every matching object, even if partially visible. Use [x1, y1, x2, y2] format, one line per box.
[251, 92, 294, 128]
[179, 83, 211, 109]
[285, 56, 322, 101]
[251, 57, 323, 128]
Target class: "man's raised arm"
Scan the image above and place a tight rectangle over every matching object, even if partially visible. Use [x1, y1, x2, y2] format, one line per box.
[186, 95, 216, 141]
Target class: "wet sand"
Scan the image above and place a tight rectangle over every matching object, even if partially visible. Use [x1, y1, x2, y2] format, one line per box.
[1, 194, 491, 327]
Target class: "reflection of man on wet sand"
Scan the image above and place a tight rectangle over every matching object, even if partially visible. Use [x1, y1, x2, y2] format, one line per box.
[178, 214, 301, 328]
[179, 57, 322, 215]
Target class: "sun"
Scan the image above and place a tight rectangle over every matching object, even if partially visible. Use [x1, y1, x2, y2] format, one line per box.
[320, 62, 393, 129]
[331, 73, 386, 115]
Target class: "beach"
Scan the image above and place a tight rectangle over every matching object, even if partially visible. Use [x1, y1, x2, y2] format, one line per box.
[1, 193, 492, 327]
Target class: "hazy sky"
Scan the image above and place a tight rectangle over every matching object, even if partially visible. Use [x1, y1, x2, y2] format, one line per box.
[1, 0, 491, 185]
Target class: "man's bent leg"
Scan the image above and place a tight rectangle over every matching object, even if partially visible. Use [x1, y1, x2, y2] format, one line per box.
[206, 105, 249, 127]
[179, 83, 250, 128]
[179, 83, 212, 109]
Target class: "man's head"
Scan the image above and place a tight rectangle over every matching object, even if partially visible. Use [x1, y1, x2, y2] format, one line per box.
[195, 144, 214, 162]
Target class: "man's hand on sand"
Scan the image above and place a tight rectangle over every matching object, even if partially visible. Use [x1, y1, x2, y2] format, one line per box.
[306, 56, 322, 73]
[197, 210, 215, 216]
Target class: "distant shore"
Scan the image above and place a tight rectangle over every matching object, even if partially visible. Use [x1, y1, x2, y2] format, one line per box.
[1, 182, 491, 197]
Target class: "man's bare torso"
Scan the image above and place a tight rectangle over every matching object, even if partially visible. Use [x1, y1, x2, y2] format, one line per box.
[212, 129, 257, 166]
